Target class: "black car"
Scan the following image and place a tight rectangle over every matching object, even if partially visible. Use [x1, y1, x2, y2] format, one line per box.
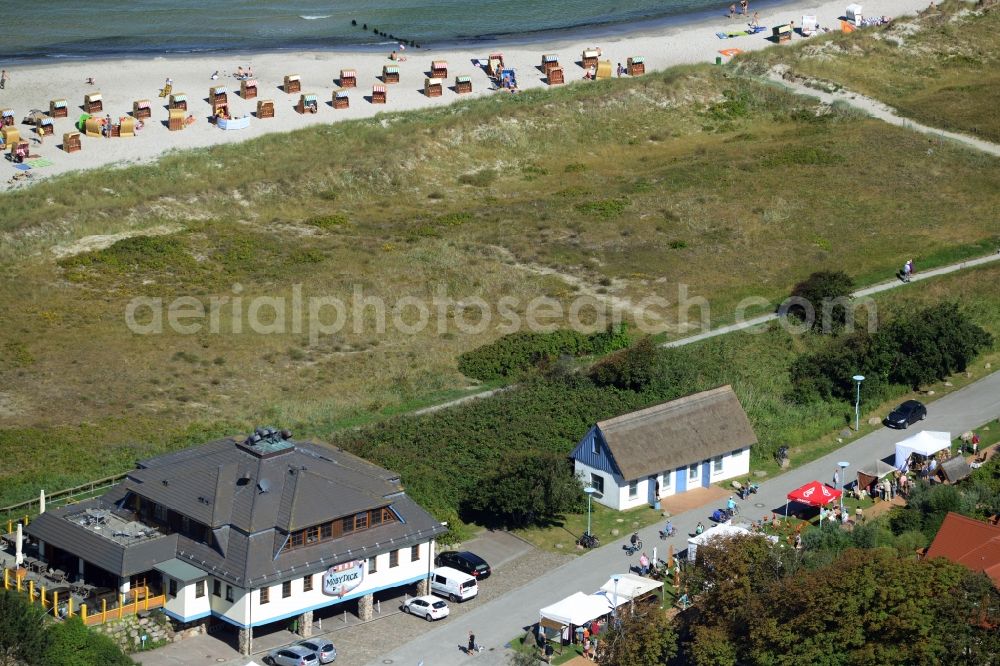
[434, 551, 491, 579]
[885, 400, 927, 429]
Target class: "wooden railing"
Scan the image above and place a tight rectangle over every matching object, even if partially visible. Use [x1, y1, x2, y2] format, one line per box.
[1, 471, 129, 523]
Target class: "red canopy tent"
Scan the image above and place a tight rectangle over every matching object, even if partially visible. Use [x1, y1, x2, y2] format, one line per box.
[785, 481, 842, 520]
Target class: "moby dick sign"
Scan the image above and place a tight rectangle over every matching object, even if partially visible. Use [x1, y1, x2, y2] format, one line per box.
[322, 560, 365, 598]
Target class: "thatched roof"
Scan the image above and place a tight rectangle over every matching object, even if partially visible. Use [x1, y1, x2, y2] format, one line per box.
[596, 385, 756, 480]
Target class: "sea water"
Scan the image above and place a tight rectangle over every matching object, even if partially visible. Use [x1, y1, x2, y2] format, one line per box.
[1, 0, 735, 62]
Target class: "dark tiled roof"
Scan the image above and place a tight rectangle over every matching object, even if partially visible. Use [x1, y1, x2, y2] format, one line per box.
[595, 385, 757, 480]
[30, 435, 445, 587]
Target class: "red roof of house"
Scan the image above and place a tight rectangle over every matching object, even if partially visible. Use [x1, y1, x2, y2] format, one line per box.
[925, 512, 1000, 588]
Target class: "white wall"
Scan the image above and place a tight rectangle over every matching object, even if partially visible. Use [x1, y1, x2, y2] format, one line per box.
[162, 574, 211, 623]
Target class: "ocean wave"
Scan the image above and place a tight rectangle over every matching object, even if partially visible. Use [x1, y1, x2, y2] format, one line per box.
[299, 15, 331, 20]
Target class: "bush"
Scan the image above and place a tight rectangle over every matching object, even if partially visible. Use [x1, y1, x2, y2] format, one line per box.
[784, 270, 855, 333]
[457, 325, 630, 381]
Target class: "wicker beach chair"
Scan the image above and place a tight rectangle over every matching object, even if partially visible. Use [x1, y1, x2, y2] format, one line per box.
[431, 60, 448, 78]
[284, 74, 301, 93]
[84, 92, 103, 113]
[454, 75, 472, 94]
[210, 86, 228, 105]
[240, 79, 258, 99]
[1, 109, 15, 127]
[547, 67, 565, 85]
[119, 117, 136, 137]
[296, 93, 319, 114]
[541, 54, 560, 76]
[49, 99, 68, 118]
[382, 65, 400, 84]
[333, 89, 350, 109]
[372, 84, 387, 104]
[84, 117, 102, 138]
[167, 108, 185, 131]
[627, 57, 646, 76]
[339, 69, 357, 88]
[132, 99, 152, 119]
[256, 99, 275, 118]
[582, 48, 601, 70]
[62, 132, 82, 153]
[424, 78, 443, 98]
[168, 93, 188, 110]
[595, 60, 612, 80]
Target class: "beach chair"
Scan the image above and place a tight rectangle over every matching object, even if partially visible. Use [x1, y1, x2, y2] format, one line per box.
[547, 66, 565, 85]
[541, 54, 560, 76]
[84, 93, 103, 114]
[487, 53, 505, 77]
[212, 100, 230, 118]
[284, 74, 301, 93]
[424, 78, 443, 98]
[159, 83, 172, 98]
[256, 99, 275, 118]
[168, 108, 185, 131]
[455, 75, 472, 94]
[296, 93, 319, 114]
[1, 109, 15, 127]
[62, 131, 82, 153]
[582, 49, 601, 70]
[84, 117, 102, 138]
[339, 69, 357, 88]
[132, 99, 152, 119]
[1, 126, 20, 146]
[431, 60, 448, 78]
[39, 118, 54, 135]
[773, 24, 792, 43]
[11, 140, 29, 163]
[333, 89, 349, 109]
[627, 56, 646, 76]
[595, 60, 613, 80]
[210, 86, 228, 106]
[240, 79, 258, 99]
[801, 16, 818, 35]
[49, 99, 69, 118]
[119, 117, 136, 137]
[168, 93, 188, 110]
[382, 65, 400, 84]
[846, 4, 863, 25]
[372, 84, 387, 104]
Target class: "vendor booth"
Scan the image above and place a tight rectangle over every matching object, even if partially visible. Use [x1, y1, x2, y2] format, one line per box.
[940, 456, 972, 483]
[597, 573, 661, 604]
[687, 524, 752, 562]
[785, 480, 841, 520]
[894, 431, 951, 470]
[857, 459, 895, 491]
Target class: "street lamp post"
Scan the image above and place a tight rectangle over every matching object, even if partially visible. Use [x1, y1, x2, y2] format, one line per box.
[838, 461, 850, 513]
[584, 486, 597, 539]
[612, 575, 620, 622]
[852, 375, 865, 431]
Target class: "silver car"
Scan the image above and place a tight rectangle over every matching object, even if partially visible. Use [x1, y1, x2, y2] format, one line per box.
[267, 645, 318, 666]
[297, 639, 336, 664]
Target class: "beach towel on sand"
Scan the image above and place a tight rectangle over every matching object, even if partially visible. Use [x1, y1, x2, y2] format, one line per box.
[747, 25, 767, 33]
[13, 163, 31, 171]
[717, 29, 750, 38]
[26, 158, 54, 168]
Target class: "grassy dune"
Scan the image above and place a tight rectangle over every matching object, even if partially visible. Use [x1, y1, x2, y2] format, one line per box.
[740, 0, 1000, 142]
[1, 31, 998, 508]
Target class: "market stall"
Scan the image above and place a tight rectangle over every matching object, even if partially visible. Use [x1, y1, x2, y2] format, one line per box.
[894, 431, 951, 470]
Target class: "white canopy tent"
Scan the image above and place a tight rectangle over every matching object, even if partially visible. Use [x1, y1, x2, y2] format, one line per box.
[687, 523, 752, 562]
[597, 573, 662, 604]
[894, 431, 951, 470]
[539, 592, 612, 628]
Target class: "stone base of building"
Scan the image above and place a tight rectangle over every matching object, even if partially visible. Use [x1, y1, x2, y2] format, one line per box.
[297, 610, 313, 638]
[238, 627, 251, 656]
[358, 593, 374, 621]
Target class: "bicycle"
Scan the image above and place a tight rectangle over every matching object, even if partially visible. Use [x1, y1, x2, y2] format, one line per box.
[578, 533, 600, 549]
[624, 533, 643, 556]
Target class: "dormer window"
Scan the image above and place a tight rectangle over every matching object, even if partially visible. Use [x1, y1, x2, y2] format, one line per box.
[285, 506, 397, 553]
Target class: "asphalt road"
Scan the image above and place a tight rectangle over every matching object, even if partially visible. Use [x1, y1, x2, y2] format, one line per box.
[368, 368, 1000, 666]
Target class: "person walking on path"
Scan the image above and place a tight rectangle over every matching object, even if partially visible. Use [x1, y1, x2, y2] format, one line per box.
[639, 552, 650, 575]
[0, 69, 8, 89]
[467, 630, 476, 655]
[832, 468, 840, 489]
[902, 259, 913, 283]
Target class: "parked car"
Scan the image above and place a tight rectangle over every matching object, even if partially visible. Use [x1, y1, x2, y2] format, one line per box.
[267, 645, 318, 666]
[402, 594, 450, 621]
[885, 400, 927, 429]
[430, 566, 479, 602]
[434, 550, 492, 579]
[297, 639, 336, 664]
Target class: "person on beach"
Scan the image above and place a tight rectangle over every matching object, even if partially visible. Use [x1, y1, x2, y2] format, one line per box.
[729, 3, 736, 19]
[1, 69, 8, 89]
[85, 76, 95, 85]
[616, 62, 625, 77]
[236, 66, 245, 79]
[751, 11, 760, 26]
[740, 0, 749, 15]
[36, 122, 45, 145]
[247, 64, 254, 78]
[211, 71, 219, 80]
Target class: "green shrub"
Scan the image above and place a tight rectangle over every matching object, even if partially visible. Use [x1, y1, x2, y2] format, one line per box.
[457, 325, 630, 381]
[306, 213, 349, 228]
[575, 197, 630, 219]
[457, 169, 496, 187]
[785, 269, 856, 332]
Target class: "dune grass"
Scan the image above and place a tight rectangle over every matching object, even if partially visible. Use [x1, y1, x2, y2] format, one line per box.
[0, 44, 998, 510]
[739, 0, 1000, 142]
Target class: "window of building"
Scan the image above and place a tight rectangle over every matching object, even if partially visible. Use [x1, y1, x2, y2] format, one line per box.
[628, 479, 638, 499]
[282, 581, 292, 598]
[167, 579, 177, 598]
[289, 532, 304, 549]
[303, 575, 313, 593]
[389, 550, 399, 568]
[368, 556, 378, 574]
[354, 512, 369, 531]
[688, 465, 698, 480]
[195, 580, 205, 598]
[306, 526, 320, 544]
[153, 503, 167, 522]
[411, 544, 420, 562]
[213, 579, 221, 597]
[342, 516, 355, 534]
[592, 436, 599, 455]
[226, 585, 234, 602]
[371, 509, 383, 527]
[712, 455, 724, 475]
[260, 586, 270, 604]
[662, 471, 671, 488]
[591, 473, 604, 495]
[320, 523, 333, 539]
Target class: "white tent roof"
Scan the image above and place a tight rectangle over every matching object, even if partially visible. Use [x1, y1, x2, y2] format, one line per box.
[688, 523, 751, 548]
[597, 573, 661, 603]
[857, 459, 896, 480]
[894, 431, 951, 469]
[539, 591, 612, 627]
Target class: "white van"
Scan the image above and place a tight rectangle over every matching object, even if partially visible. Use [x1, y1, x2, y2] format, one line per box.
[430, 566, 478, 602]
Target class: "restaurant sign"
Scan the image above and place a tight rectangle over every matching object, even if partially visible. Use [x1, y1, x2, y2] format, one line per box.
[322, 560, 365, 598]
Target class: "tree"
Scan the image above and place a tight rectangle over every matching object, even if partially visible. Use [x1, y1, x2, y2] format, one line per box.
[42, 617, 137, 666]
[469, 452, 584, 528]
[595, 604, 678, 666]
[0, 590, 47, 666]
[785, 270, 855, 333]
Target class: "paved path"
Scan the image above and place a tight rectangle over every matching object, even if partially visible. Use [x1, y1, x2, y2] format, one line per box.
[368, 370, 1000, 666]
[766, 66, 1000, 158]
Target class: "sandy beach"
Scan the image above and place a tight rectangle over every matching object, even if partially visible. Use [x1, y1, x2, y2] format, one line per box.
[0, 0, 932, 190]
